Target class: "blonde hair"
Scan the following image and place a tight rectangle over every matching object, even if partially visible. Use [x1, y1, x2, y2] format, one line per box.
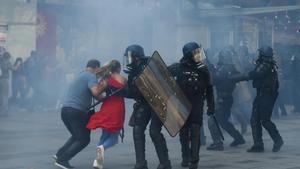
[96, 60, 121, 78]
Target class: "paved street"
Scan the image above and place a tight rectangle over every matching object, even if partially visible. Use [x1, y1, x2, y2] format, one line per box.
[0, 101, 300, 169]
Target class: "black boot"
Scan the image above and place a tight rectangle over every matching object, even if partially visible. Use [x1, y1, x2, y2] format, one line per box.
[180, 126, 190, 168]
[133, 126, 148, 169]
[230, 138, 246, 147]
[189, 162, 198, 169]
[181, 158, 189, 167]
[134, 162, 148, 169]
[206, 143, 224, 151]
[157, 161, 171, 169]
[272, 137, 284, 152]
[249, 116, 264, 153]
[190, 124, 200, 169]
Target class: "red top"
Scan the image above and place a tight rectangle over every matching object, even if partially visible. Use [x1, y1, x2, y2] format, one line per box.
[86, 76, 125, 133]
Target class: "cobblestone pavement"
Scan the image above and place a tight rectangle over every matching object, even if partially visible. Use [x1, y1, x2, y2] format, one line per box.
[0, 102, 299, 169]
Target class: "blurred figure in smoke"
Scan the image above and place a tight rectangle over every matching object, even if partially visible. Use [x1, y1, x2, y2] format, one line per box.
[244, 46, 283, 153]
[0, 51, 13, 114]
[228, 45, 249, 134]
[169, 42, 214, 169]
[24, 51, 39, 107]
[272, 51, 288, 118]
[291, 47, 300, 113]
[122, 45, 171, 169]
[11, 57, 26, 107]
[207, 48, 245, 151]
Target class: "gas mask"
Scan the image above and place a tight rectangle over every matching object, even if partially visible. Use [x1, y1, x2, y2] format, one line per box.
[192, 47, 206, 63]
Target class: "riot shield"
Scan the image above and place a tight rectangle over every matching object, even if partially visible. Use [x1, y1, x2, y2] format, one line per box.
[135, 51, 191, 137]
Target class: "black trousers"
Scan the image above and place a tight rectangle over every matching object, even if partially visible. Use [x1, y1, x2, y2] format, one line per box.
[251, 91, 282, 146]
[130, 102, 170, 167]
[214, 96, 244, 142]
[179, 103, 202, 165]
[179, 123, 201, 164]
[56, 107, 91, 161]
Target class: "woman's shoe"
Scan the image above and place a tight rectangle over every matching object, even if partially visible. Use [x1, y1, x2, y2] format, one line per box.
[93, 159, 103, 169]
[96, 145, 105, 166]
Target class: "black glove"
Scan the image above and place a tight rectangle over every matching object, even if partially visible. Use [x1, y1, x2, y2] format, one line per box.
[196, 62, 205, 69]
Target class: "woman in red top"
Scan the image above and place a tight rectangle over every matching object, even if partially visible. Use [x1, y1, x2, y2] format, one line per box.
[86, 60, 126, 169]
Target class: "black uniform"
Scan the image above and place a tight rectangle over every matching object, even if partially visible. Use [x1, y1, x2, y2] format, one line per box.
[247, 46, 283, 153]
[207, 59, 245, 150]
[123, 45, 171, 169]
[168, 42, 214, 169]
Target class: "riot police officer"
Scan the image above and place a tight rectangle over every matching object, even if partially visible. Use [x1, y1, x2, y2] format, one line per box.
[246, 46, 283, 153]
[169, 42, 214, 169]
[207, 49, 245, 151]
[122, 45, 171, 169]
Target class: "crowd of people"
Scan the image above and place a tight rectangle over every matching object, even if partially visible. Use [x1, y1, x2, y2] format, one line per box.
[0, 47, 66, 114]
[51, 42, 300, 169]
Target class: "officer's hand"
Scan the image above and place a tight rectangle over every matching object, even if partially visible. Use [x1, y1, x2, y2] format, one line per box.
[207, 111, 214, 116]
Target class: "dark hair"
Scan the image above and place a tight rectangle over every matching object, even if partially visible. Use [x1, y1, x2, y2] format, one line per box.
[86, 59, 100, 68]
[96, 60, 121, 78]
[109, 60, 121, 73]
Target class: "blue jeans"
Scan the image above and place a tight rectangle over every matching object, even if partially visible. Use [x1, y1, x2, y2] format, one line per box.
[98, 129, 119, 149]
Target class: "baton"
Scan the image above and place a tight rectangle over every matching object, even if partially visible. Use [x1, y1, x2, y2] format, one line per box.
[87, 87, 124, 110]
[212, 115, 225, 141]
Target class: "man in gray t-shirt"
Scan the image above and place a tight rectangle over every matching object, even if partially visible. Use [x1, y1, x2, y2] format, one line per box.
[63, 70, 99, 111]
[55, 59, 104, 169]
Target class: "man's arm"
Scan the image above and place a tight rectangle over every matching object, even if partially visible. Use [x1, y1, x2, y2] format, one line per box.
[248, 63, 268, 80]
[90, 78, 108, 100]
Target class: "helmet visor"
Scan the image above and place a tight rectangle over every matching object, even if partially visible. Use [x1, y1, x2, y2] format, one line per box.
[123, 51, 133, 66]
[192, 47, 206, 63]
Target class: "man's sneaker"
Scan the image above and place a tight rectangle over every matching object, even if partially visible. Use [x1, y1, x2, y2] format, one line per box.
[230, 139, 246, 147]
[53, 155, 74, 168]
[96, 145, 105, 166]
[272, 138, 284, 152]
[206, 143, 224, 151]
[55, 160, 73, 169]
[247, 145, 264, 153]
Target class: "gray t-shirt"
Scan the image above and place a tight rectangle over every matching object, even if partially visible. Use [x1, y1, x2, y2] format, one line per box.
[63, 71, 98, 112]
